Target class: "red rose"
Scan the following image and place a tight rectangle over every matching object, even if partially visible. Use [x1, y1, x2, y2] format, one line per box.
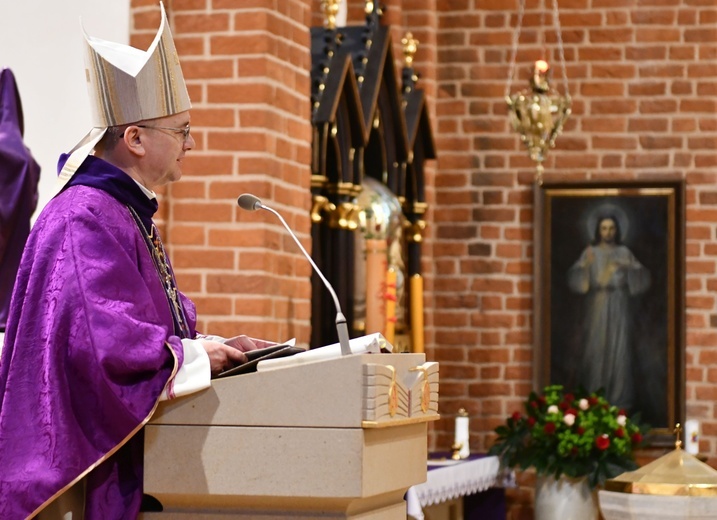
[577, 426, 585, 435]
[538, 396, 547, 405]
[631, 432, 643, 444]
[564, 393, 575, 403]
[530, 401, 539, 408]
[588, 397, 599, 406]
[565, 408, 578, 416]
[618, 409, 627, 416]
[595, 434, 610, 450]
[544, 422, 556, 435]
[571, 446, 579, 456]
[559, 401, 569, 411]
[512, 411, 522, 421]
[615, 428, 625, 438]
[528, 417, 536, 427]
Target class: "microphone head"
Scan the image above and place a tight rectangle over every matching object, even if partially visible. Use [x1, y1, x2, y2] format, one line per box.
[237, 193, 262, 211]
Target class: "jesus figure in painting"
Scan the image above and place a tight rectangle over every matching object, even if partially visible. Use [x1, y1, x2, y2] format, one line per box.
[567, 215, 651, 410]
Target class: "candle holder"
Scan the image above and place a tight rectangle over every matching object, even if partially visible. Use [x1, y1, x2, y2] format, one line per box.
[451, 442, 463, 461]
[506, 59, 571, 184]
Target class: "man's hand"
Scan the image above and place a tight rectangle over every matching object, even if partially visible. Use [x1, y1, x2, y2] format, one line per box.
[223, 335, 278, 352]
[197, 339, 248, 376]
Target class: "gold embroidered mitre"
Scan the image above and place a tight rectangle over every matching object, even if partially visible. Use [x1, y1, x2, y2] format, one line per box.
[84, 2, 190, 127]
[58, 2, 190, 185]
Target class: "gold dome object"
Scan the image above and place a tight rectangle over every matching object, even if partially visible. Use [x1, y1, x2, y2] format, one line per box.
[605, 423, 717, 496]
[356, 176, 403, 241]
[604, 449, 717, 497]
[599, 425, 717, 520]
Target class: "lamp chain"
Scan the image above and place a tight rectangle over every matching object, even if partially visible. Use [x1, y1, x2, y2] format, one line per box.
[539, 0, 546, 56]
[504, 0, 525, 99]
[506, 0, 569, 97]
[552, 0, 570, 96]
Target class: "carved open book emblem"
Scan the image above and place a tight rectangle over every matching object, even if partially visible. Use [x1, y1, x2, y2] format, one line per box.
[362, 361, 439, 425]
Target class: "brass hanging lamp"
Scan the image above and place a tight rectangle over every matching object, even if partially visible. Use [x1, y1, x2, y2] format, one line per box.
[505, 0, 571, 184]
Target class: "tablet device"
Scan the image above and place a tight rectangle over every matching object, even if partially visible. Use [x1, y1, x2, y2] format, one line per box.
[215, 344, 306, 378]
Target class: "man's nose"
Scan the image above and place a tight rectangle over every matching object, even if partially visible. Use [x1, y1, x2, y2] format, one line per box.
[184, 132, 196, 150]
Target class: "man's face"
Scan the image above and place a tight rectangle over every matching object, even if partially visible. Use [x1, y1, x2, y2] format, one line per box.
[136, 111, 194, 190]
[599, 219, 616, 244]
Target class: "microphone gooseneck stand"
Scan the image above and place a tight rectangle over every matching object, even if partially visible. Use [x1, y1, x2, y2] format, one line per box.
[237, 193, 352, 356]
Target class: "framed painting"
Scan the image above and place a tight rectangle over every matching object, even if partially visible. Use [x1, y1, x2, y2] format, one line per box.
[533, 178, 685, 445]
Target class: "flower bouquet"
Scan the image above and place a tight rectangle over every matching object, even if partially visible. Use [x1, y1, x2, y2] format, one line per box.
[488, 385, 647, 488]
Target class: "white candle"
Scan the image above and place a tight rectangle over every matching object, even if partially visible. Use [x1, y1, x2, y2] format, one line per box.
[685, 419, 700, 455]
[336, 0, 347, 27]
[454, 409, 470, 459]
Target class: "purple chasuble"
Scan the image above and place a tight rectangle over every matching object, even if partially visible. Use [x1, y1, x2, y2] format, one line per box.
[0, 68, 41, 329]
[0, 155, 196, 519]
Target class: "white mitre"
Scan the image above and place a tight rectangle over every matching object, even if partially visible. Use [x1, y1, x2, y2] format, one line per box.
[58, 2, 191, 186]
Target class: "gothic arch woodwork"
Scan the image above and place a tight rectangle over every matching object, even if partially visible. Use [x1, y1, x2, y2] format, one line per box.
[309, 7, 434, 350]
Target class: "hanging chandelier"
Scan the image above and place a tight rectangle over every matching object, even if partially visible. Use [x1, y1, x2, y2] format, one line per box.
[505, 0, 571, 184]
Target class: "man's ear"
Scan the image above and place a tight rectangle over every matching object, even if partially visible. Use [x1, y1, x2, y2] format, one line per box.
[123, 125, 146, 157]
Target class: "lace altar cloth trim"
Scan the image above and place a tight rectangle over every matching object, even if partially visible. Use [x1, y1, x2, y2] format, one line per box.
[414, 455, 501, 507]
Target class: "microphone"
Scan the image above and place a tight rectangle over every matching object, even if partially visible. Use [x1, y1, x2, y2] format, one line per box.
[237, 193, 352, 356]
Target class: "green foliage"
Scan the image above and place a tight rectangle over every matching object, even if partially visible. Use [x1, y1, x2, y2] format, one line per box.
[488, 385, 649, 489]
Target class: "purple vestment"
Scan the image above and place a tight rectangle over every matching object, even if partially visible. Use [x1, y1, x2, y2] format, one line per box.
[0, 155, 195, 519]
[0, 68, 41, 329]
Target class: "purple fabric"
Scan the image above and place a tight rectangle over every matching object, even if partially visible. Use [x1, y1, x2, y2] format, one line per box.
[463, 487, 506, 520]
[0, 68, 41, 329]
[426, 453, 506, 520]
[0, 156, 196, 519]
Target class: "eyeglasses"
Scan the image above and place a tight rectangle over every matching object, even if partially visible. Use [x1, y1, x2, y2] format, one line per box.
[136, 124, 191, 142]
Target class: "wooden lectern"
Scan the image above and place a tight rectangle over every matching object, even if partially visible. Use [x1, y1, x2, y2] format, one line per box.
[141, 346, 439, 519]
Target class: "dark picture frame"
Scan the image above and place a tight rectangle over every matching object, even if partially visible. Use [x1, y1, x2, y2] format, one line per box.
[533, 178, 685, 446]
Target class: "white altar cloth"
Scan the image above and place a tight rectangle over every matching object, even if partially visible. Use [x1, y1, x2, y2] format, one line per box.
[406, 455, 501, 519]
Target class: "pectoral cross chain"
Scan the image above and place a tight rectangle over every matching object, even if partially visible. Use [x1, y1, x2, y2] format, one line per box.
[150, 224, 190, 338]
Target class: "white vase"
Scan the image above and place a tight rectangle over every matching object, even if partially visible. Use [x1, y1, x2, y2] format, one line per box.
[535, 475, 599, 520]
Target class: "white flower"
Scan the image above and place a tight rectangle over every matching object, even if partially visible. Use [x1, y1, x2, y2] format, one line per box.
[617, 414, 627, 426]
[548, 405, 559, 414]
[563, 413, 576, 426]
[579, 398, 589, 410]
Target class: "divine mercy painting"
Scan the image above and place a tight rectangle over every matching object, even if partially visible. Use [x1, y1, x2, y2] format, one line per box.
[535, 180, 684, 440]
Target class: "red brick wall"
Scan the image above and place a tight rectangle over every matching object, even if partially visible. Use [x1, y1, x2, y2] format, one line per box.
[431, 1, 717, 516]
[431, 0, 717, 447]
[131, 0, 717, 517]
[131, 0, 314, 342]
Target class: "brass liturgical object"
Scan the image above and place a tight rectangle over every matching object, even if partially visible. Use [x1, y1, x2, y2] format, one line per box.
[321, 0, 340, 30]
[604, 423, 717, 497]
[505, 0, 571, 184]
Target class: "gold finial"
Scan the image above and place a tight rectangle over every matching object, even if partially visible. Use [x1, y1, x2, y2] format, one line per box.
[674, 423, 683, 450]
[365, 0, 374, 15]
[322, 0, 340, 30]
[401, 32, 419, 67]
